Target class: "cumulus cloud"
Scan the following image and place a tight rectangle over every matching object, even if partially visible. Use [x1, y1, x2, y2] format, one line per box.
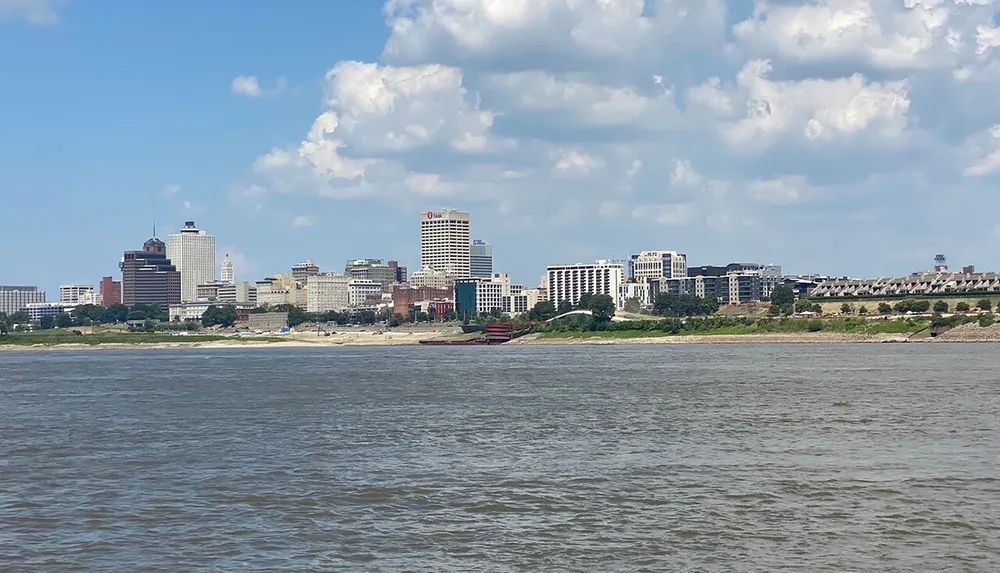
[231, 75, 287, 98]
[240, 0, 1000, 278]
[292, 215, 312, 228]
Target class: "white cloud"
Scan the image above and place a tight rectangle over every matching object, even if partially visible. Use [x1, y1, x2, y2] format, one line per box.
[404, 172, 456, 196]
[553, 149, 602, 177]
[747, 176, 813, 205]
[292, 216, 312, 228]
[238, 0, 1000, 280]
[162, 184, 180, 196]
[0, 0, 58, 25]
[231, 75, 287, 98]
[183, 200, 193, 210]
[631, 203, 698, 226]
[964, 125, 1000, 176]
[720, 59, 911, 148]
[671, 159, 702, 187]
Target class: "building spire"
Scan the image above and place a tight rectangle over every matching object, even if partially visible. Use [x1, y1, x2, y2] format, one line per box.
[152, 222, 156, 238]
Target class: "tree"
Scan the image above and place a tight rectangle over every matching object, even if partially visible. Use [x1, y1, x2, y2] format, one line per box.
[8, 310, 29, 325]
[878, 302, 893, 314]
[202, 305, 237, 328]
[527, 300, 557, 321]
[956, 301, 971, 312]
[556, 300, 573, 315]
[587, 294, 616, 321]
[933, 300, 949, 313]
[576, 293, 593, 311]
[55, 312, 73, 329]
[0, 312, 8, 335]
[415, 311, 430, 322]
[858, 305, 869, 315]
[389, 313, 404, 327]
[442, 309, 457, 322]
[39, 315, 55, 330]
[977, 299, 993, 311]
[103, 304, 129, 324]
[840, 303, 854, 315]
[286, 306, 308, 327]
[770, 284, 795, 307]
[979, 313, 996, 327]
[795, 299, 817, 313]
[653, 293, 718, 317]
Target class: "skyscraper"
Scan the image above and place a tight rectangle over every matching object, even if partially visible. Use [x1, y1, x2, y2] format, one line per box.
[470, 239, 493, 278]
[121, 237, 181, 307]
[167, 221, 216, 302]
[420, 209, 470, 279]
[221, 254, 235, 284]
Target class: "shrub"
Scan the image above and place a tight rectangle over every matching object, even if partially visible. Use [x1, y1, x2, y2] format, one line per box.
[858, 305, 869, 315]
[807, 319, 823, 332]
[933, 300, 949, 313]
[956, 302, 971, 312]
[977, 299, 993, 311]
[979, 314, 996, 327]
[877, 303, 893, 314]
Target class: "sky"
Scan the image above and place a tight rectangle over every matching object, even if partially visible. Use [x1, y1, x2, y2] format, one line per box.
[3, 0, 1000, 296]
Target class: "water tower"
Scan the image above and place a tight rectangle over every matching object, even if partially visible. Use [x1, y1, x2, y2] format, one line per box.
[934, 254, 947, 272]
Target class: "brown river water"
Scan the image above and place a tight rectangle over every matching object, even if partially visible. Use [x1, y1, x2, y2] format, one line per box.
[1, 344, 998, 571]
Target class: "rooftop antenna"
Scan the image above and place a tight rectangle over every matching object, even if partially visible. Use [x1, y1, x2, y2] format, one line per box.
[152, 222, 156, 238]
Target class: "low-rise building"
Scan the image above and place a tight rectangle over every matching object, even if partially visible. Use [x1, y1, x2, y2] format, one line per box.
[168, 301, 254, 322]
[24, 302, 75, 321]
[809, 271, 1000, 298]
[392, 285, 452, 318]
[454, 273, 528, 317]
[99, 277, 121, 308]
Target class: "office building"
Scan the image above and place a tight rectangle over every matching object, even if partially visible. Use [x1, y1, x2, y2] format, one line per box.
[59, 284, 96, 305]
[394, 263, 408, 284]
[409, 268, 452, 290]
[196, 281, 257, 305]
[99, 277, 121, 308]
[0, 285, 46, 315]
[345, 259, 400, 290]
[121, 237, 181, 307]
[661, 263, 766, 305]
[420, 209, 471, 278]
[470, 239, 493, 278]
[292, 260, 321, 287]
[167, 221, 216, 302]
[454, 273, 528, 317]
[546, 260, 625, 309]
[221, 254, 235, 284]
[631, 251, 687, 281]
[305, 273, 350, 313]
[348, 279, 382, 307]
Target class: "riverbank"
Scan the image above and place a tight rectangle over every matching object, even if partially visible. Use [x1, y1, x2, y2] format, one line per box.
[508, 332, 915, 344]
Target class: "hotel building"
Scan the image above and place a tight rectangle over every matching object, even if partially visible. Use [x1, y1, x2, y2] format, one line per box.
[121, 237, 181, 307]
[0, 285, 46, 315]
[546, 260, 626, 309]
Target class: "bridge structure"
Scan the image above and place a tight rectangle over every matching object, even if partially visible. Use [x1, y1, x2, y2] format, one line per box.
[545, 310, 631, 323]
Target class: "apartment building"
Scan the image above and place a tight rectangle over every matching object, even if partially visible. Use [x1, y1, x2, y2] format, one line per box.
[0, 285, 46, 315]
[630, 251, 687, 281]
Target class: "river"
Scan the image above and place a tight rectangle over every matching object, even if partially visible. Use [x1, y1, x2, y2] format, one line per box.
[2, 345, 998, 571]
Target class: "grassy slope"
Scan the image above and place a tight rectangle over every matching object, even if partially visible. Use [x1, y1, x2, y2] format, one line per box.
[537, 318, 929, 339]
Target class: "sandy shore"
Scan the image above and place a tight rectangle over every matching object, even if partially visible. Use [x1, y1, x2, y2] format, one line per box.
[507, 332, 914, 345]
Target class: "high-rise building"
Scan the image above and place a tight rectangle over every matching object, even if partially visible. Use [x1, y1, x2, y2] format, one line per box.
[99, 277, 121, 308]
[292, 260, 320, 287]
[221, 254, 235, 284]
[0, 285, 46, 315]
[167, 221, 216, 302]
[420, 209, 471, 278]
[121, 237, 181, 307]
[59, 284, 96, 305]
[546, 260, 626, 309]
[470, 239, 493, 278]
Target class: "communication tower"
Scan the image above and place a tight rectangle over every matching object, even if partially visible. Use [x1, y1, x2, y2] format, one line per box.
[933, 254, 947, 272]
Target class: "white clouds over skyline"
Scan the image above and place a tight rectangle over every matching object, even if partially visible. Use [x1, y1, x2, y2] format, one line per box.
[245, 0, 1000, 279]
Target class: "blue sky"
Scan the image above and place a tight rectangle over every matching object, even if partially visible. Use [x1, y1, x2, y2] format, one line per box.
[3, 0, 1000, 297]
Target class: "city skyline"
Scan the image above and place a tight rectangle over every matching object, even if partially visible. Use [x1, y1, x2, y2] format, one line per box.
[5, 2, 1000, 295]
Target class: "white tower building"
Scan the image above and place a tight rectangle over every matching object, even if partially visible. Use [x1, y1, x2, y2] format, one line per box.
[420, 209, 471, 279]
[221, 254, 235, 284]
[167, 221, 217, 302]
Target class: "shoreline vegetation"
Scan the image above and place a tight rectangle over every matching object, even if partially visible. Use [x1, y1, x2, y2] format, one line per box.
[4, 288, 1000, 350]
[4, 315, 1000, 350]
